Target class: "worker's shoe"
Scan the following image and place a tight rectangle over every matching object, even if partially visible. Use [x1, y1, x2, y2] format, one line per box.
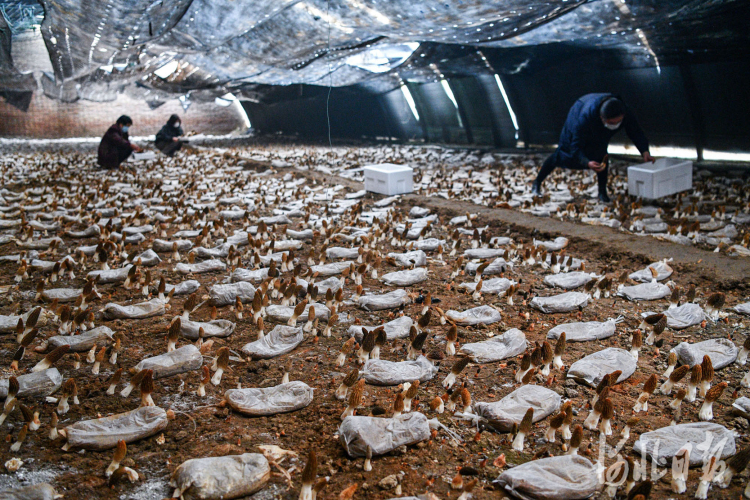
[531, 182, 542, 197]
[597, 191, 611, 203]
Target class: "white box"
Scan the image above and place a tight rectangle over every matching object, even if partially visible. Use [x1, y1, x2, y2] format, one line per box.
[130, 151, 156, 161]
[627, 158, 693, 199]
[363, 163, 413, 195]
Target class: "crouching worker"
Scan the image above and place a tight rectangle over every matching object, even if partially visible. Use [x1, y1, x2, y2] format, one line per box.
[155, 114, 185, 157]
[531, 94, 653, 203]
[97, 115, 142, 170]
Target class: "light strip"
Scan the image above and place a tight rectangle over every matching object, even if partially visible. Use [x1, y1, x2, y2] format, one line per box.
[494, 74, 519, 135]
[607, 144, 697, 160]
[234, 99, 252, 129]
[440, 80, 459, 109]
[440, 79, 463, 128]
[636, 28, 661, 74]
[703, 150, 750, 162]
[400, 84, 419, 121]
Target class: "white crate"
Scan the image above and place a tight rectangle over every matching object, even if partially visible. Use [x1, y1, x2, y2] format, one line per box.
[130, 151, 156, 161]
[627, 158, 693, 199]
[363, 163, 413, 195]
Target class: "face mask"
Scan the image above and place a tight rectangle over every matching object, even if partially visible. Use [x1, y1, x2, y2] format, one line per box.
[603, 120, 621, 131]
[174, 122, 180, 128]
[121, 126, 129, 133]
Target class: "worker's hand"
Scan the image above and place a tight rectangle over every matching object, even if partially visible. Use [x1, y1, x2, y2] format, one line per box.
[173, 137, 179, 142]
[132, 144, 143, 153]
[588, 161, 604, 173]
[642, 151, 655, 163]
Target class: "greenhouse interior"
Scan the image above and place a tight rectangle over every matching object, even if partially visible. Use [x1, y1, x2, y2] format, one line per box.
[1, 1, 750, 499]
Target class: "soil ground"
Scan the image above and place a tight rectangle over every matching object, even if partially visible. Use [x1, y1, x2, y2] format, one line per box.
[0, 148, 748, 500]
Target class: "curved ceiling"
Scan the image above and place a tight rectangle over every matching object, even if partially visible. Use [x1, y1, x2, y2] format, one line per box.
[1, 0, 748, 104]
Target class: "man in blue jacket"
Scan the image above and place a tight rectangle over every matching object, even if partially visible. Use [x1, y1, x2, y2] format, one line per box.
[531, 94, 653, 202]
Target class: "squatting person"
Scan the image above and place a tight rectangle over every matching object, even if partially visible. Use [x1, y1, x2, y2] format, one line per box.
[97, 115, 142, 170]
[531, 94, 654, 203]
[155, 114, 186, 157]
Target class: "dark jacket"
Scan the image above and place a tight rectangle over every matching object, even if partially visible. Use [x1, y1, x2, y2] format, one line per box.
[557, 93, 649, 168]
[155, 123, 183, 147]
[97, 125, 132, 169]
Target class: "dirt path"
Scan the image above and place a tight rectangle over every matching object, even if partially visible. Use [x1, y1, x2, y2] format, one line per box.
[401, 194, 750, 291]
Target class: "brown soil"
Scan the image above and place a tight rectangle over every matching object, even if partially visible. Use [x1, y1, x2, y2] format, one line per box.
[0, 158, 748, 500]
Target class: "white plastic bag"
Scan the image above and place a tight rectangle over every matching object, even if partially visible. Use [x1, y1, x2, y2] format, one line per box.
[358, 289, 409, 311]
[530, 292, 590, 313]
[474, 385, 561, 432]
[134, 345, 203, 379]
[170, 453, 270, 500]
[494, 455, 599, 500]
[446, 305, 502, 326]
[381, 267, 428, 286]
[242, 325, 303, 359]
[670, 338, 737, 370]
[567, 348, 636, 387]
[101, 298, 165, 320]
[338, 413, 431, 458]
[64, 406, 168, 451]
[362, 356, 438, 386]
[633, 422, 735, 466]
[460, 328, 526, 363]
[546, 319, 619, 342]
[225, 381, 314, 416]
[543, 272, 593, 290]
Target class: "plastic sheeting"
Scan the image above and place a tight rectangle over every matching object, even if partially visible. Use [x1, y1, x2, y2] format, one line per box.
[633, 422, 735, 466]
[0, 484, 60, 500]
[617, 282, 671, 301]
[445, 305, 502, 325]
[642, 303, 705, 330]
[494, 455, 600, 500]
[358, 289, 409, 311]
[180, 318, 235, 340]
[460, 328, 526, 363]
[339, 412, 430, 458]
[543, 272, 593, 290]
[101, 298, 166, 320]
[0, 0, 740, 106]
[459, 277, 515, 295]
[474, 385, 560, 432]
[170, 453, 270, 500]
[381, 267, 428, 286]
[349, 316, 413, 342]
[567, 348, 636, 387]
[64, 406, 168, 451]
[670, 338, 738, 370]
[546, 319, 618, 342]
[48, 325, 114, 352]
[241, 325, 303, 359]
[0, 368, 61, 398]
[225, 381, 313, 416]
[530, 292, 590, 313]
[362, 356, 438, 386]
[209, 281, 256, 306]
[134, 344, 203, 379]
